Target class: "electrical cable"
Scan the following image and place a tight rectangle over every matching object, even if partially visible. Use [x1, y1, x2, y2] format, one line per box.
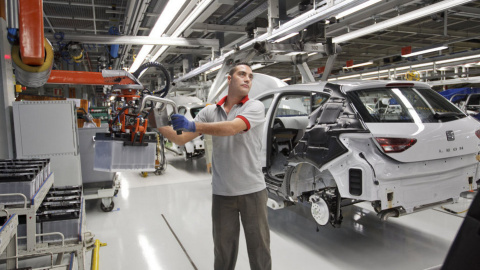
[441, 206, 468, 215]
[112, 105, 135, 126]
[11, 38, 54, 88]
[131, 62, 171, 97]
[154, 132, 167, 175]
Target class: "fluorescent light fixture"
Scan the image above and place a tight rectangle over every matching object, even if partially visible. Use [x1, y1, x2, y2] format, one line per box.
[176, 0, 367, 82]
[436, 54, 480, 64]
[333, 0, 474, 44]
[129, 0, 187, 73]
[343, 61, 373, 69]
[285, 51, 304, 56]
[364, 76, 388, 80]
[335, 0, 382, 19]
[335, 74, 361, 80]
[282, 78, 292, 82]
[396, 62, 433, 71]
[274, 32, 299, 43]
[332, 53, 480, 80]
[266, 0, 364, 42]
[149, 0, 214, 66]
[402, 46, 448, 57]
[251, 64, 265, 70]
[363, 70, 389, 76]
[308, 52, 318, 56]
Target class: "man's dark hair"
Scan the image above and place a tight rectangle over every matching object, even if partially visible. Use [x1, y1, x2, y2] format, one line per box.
[229, 62, 251, 76]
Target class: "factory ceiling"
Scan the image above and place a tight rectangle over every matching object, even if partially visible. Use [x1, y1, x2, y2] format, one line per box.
[39, 0, 480, 90]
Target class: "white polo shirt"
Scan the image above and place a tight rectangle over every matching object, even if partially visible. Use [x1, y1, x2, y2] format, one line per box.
[194, 95, 266, 196]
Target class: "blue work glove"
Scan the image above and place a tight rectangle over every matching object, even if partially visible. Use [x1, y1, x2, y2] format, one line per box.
[171, 114, 196, 132]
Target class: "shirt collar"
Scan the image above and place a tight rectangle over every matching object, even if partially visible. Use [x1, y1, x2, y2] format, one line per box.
[216, 95, 249, 107]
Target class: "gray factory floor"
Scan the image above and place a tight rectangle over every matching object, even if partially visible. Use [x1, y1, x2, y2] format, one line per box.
[79, 152, 473, 270]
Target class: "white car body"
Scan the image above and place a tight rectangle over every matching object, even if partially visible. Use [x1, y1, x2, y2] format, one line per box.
[253, 80, 480, 227]
[168, 96, 206, 158]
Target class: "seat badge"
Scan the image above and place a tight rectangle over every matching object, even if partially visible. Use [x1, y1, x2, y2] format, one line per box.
[446, 130, 455, 141]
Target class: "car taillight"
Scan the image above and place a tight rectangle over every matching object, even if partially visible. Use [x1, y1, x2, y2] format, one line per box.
[476, 130, 480, 139]
[375, 137, 417, 153]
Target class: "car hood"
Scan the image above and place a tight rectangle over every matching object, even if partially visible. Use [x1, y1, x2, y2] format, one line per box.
[365, 117, 480, 162]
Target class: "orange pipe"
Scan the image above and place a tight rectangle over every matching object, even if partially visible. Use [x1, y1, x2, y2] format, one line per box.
[19, 0, 45, 66]
[47, 70, 138, 85]
[0, 0, 6, 20]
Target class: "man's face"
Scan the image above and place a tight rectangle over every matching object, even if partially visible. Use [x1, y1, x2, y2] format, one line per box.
[228, 65, 253, 96]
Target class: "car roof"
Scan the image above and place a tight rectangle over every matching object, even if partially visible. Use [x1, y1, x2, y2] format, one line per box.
[252, 81, 328, 99]
[330, 79, 432, 92]
[252, 79, 432, 99]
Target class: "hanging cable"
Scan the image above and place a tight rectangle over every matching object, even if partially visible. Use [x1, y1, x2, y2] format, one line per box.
[131, 62, 171, 98]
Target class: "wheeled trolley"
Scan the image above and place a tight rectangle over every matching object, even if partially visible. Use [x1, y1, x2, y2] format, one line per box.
[78, 127, 120, 212]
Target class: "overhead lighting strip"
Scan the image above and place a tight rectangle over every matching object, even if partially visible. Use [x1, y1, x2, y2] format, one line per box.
[147, 0, 214, 73]
[335, 0, 382, 19]
[402, 45, 448, 57]
[333, 0, 474, 44]
[175, 0, 370, 82]
[129, 0, 187, 73]
[332, 53, 480, 80]
[343, 61, 373, 69]
[274, 32, 299, 43]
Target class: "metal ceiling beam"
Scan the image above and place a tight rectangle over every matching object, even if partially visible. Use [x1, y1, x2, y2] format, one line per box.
[428, 76, 480, 86]
[149, 1, 205, 64]
[183, 1, 224, 37]
[44, 34, 220, 49]
[333, 0, 476, 44]
[338, 47, 394, 57]
[329, 50, 480, 79]
[167, 48, 213, 55]
[116, 0, 150, 69]
[326, 0, 423, 34]
[92, 0, 97, 35]
[175, 0, 371, 82]
[43, 0, 125, 9]
[236, 1, 268, 26]
[44, 27, 109, 33]
[384, 25, 480, 38]
[43, 11, 55, 33]
[189, 23, 245, 34]
[451, 6, 480, 16]
[43, 15, 113, 22]
[347, 38, 429, 48]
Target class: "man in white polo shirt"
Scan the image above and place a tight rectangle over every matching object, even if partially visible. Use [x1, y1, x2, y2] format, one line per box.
[157, 62, 271, 270]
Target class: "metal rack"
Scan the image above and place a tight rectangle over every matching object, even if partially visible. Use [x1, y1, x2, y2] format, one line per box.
[0, 214, 18, 269]
[0, 173, 91, 270]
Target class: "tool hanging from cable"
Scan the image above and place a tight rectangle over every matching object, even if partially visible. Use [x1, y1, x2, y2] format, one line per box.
[94, 62, 178, 172]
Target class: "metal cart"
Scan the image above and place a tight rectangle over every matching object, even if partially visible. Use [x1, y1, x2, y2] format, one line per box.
[0, 214, 18, 269]
[0, 173, 91, 270]
[78, 127, 120, 212]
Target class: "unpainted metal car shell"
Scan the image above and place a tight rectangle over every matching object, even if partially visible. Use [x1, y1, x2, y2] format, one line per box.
[255, 80, 480, 227]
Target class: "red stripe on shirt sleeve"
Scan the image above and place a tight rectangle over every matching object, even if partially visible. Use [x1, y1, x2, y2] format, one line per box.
[236, 115, 250, 131]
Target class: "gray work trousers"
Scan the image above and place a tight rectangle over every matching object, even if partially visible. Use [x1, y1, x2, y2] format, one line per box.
[212, 189, 272, 270]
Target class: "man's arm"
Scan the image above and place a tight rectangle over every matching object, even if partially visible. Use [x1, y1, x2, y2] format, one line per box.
[157, 126, 201, 145]
[195, 118, 247, 136]
[158, 117, 247, 145]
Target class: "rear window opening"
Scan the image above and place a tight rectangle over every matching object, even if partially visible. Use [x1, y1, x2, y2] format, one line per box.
[347, 87, 466, 123]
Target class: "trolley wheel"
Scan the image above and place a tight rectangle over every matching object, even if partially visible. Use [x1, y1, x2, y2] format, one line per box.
[114, 188, 119, 196]
[100, 200, 115, 212]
